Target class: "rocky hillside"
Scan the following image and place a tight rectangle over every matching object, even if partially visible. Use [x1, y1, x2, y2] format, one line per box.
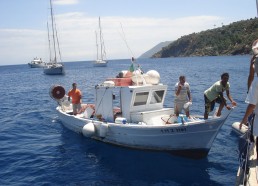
[152, 18, 258, 58]
[139, 41, 173, 58]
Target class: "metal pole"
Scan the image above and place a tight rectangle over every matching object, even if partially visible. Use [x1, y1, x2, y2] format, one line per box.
[256, 0, 258, 17]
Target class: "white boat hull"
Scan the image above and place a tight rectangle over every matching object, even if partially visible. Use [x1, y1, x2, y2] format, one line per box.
[43, 64, 64, 75]
[93, 60, 107, 67]
[28, 58, 46, 68]
[56, 106, 231, 158]
[28, 63, 46, 68]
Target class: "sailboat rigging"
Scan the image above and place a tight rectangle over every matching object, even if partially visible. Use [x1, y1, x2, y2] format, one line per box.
[43, 0, 64, 75]
[93, 17, 108, 67]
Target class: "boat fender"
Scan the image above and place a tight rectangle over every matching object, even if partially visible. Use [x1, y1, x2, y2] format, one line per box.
[49, 85, 65, 100]
[102, 81, 115, 87]
[232, 122, 248, 135]
[99, 123, 108, 137]
[82, 122, 95, 137]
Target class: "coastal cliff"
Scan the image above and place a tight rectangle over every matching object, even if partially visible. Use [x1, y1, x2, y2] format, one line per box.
[152, 18, 258, 58]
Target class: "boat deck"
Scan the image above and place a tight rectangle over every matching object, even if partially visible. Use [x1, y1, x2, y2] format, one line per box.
[236, 139, 258, 185]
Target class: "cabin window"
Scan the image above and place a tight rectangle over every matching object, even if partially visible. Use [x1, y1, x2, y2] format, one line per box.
[133, 92, 149, 106]
[150, 90, 164, 104]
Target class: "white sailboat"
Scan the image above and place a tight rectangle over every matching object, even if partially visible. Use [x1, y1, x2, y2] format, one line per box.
[43, 0, 64, 75]
[93, 17, 108, 67]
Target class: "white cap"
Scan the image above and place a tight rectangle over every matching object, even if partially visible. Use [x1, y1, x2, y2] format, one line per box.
[252, 40, 258, 55]
[252, 42, 258, 50]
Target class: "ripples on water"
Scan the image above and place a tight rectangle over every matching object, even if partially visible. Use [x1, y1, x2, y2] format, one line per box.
[0, 56, 250, 185]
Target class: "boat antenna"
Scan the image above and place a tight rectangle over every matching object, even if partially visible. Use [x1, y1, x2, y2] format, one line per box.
[119, 23, 135, 59]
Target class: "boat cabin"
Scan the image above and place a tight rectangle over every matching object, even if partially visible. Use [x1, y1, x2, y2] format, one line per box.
[94, 83, 173, 124]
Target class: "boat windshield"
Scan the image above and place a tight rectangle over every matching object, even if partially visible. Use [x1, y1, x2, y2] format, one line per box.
[133, 92, 149, 106]
[150, 90, 164, 104]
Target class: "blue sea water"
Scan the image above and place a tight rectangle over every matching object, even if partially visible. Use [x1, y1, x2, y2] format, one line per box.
[0, 56, 251, 185]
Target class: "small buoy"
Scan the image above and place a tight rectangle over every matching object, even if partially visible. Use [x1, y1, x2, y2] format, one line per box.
[82, 122, 95, 137]
[145, 70, 160, 85]
[232, 122, 248, 135]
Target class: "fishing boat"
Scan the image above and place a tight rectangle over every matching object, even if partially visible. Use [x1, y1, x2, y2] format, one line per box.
[93, 17, 108, 67]
[43, 0, 64, 75]
[50, 62, 233, 159]
[28, 57, 46, 68]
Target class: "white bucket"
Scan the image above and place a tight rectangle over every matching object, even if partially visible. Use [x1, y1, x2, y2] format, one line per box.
[83, 107, 94, 118]
[183, 102, 192, 109]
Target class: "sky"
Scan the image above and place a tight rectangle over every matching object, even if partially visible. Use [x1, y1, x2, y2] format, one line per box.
[0, 0, 257, 66]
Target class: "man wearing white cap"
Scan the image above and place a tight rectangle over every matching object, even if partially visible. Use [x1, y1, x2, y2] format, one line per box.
[247, 39, 258, 91]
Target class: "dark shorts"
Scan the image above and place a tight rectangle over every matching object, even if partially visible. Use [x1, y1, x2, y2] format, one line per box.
[204, 95, 224, 114]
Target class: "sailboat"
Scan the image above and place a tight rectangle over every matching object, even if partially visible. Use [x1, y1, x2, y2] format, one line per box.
[43, 0, 64, 75]
[93, 17, 108, 67]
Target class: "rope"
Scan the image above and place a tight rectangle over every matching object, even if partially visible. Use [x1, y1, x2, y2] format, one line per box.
[91, 86, 108, 123]
[119, 23, 134, 57]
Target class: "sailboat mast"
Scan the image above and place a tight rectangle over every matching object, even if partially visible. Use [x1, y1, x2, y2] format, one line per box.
[47, 22, 52, 63]
[98, 17, 103, 60]
[95, 30, 99, 60]
[50, 0, 57, 63]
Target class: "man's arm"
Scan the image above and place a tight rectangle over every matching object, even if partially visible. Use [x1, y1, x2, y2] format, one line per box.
[240, 104, 256, 129]
[187, 88, 192, 102]
[226, 90, 237, 106]
[248, 55, 256, 91]
[175, 84, 181, 96]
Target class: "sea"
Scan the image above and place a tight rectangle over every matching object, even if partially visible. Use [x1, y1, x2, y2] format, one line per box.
[0, 55, 251, 186]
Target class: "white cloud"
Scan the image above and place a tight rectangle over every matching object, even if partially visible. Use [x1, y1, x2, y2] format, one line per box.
[53, 0, 79, 5]
[0, 13, 227, 65]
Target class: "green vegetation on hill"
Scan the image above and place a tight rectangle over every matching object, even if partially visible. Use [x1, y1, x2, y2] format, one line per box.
[152, 18, 258, 58]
